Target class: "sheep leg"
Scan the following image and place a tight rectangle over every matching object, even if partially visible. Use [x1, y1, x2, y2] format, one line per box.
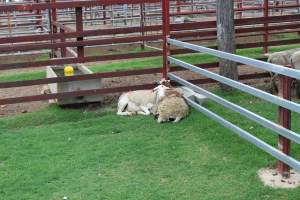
[157, 116, 164, 123]
[137, 106, 151, 116]
[296, 80, 300, 99]
[173, 117, 182, 123]
[117, 95, 129, 114]
[117, 111, 134, 116]
[117, 104, 134, 116]
[269, 73, 278, 94]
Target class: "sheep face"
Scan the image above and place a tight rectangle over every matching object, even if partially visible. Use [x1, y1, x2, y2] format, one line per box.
[153, 84, 170, 102]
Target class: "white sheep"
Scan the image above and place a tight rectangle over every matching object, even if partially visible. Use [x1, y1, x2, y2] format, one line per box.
[266, 48, 300, 94]
[266, 48, 300, 66]
[154, 91, 189, 123]
[290, 51, 300, 98]
[117, 84, 170, 116]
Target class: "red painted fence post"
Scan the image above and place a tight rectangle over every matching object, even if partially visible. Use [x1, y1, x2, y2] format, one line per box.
[50, 0, 57, 58]
[176, 0, 181, 13]
[263, 0, 269, 54]
[162, 0, 170, 80]
[237, 0, 243, 19]
[277, 69, 292, 178]
[35, 0, 42, 29]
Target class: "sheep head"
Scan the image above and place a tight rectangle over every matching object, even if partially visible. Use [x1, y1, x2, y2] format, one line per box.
[159, 79, 172, 88]
[153, 84, 170, 103]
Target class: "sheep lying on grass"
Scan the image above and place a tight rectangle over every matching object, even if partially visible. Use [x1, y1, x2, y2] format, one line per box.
[154, 89, 189, 123]
[266, 48, 300, 95]
[117, 84, 169, 116]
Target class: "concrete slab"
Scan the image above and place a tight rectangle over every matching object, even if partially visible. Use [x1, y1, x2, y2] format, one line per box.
[258, 168, 300, 189]
[179, 86, 208, 105]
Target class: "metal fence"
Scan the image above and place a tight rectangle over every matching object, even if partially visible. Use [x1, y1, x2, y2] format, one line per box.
[0, 0, 299, 178]
[0, 0, 300, 108]
[166, 38, 300, 176]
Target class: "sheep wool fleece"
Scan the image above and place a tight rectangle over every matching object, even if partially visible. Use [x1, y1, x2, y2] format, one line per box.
[157, 96, 189, 123]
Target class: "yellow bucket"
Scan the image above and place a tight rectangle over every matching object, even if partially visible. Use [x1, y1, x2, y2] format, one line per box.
[64, 65, 74, 76]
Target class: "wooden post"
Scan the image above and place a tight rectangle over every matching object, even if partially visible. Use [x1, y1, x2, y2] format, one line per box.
[277, 72, 292, 178]
[76, 7, 84, 59]
[216, 0, 238, 91]
[263, 0, 269, 54]
[162, 0, 170, 80]
[140, 2, 145, 50]
[103, 5, 107, 25]
[60, 28, 67, 58]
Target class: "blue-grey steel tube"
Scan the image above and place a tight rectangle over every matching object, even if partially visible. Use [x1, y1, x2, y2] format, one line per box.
[168, 38, 300, 80]
[168, 56, 300, 114]
[186, 98, 300, 171]
[168, 73, 300, 144]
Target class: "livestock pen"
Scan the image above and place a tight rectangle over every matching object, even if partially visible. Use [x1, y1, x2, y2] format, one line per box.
[1, 0, 300, 199]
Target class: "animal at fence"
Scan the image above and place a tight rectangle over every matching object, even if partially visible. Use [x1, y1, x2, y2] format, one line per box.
[266, 48, 300, 95]
[117, 83, 170, 116]
[290, 51, 300, 98]
[174, 16, 193, 24]
[152, 88, 189, 123]
[41, 85, 51, 95]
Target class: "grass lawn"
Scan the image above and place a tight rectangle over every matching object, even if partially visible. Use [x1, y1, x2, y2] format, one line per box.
[2, 43, 300, 83]
[0, 90, 300, 200]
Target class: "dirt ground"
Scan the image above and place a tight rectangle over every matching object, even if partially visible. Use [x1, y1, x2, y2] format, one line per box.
[0, 66, 268, 118]
[0, 32, 269, 118]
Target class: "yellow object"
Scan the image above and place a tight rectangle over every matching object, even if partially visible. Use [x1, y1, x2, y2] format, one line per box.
[64, 65, 74, 76]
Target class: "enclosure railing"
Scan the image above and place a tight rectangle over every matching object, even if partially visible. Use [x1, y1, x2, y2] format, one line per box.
[167, 38, 300, 177]
[1, 0, 300, 107]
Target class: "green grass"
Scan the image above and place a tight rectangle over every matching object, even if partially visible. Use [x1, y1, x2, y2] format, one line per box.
[272, 33, 300, 40]
[0, 91, 300, 200]
[2, 44, 300, 83]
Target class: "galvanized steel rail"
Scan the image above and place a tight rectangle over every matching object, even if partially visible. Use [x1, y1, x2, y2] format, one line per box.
[168, 56, 300, 114]
[168, 38, 300, 80]
[167, 38, 300, 172]
[168, 73, 300, 144]
[186, 97, 300, 171]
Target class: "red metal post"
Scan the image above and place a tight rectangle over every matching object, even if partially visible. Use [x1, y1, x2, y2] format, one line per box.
[237, 0, 243, 19]
[263, 0, 269, 54]
[277, 71, 292, 178]
[76, 6, 84, 59]
[162, 0, 170, 79]
[51, 0, 57, 58]
[176, 0, 181, 13]
[35, 0, 42, 29]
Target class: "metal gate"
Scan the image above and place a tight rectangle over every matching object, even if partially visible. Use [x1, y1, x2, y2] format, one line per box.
[166, 38, 300, 176]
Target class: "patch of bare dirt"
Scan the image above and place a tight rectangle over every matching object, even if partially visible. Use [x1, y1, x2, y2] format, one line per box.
[0, 65, 269, 118]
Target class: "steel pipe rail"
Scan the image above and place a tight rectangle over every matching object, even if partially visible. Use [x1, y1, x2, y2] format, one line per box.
[0, 0, 162, 12]
[168, 56, 300, 114]
[168, 38, 300, 80]
[168, 73, 300, 144]
[186, 97, 300, 171]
